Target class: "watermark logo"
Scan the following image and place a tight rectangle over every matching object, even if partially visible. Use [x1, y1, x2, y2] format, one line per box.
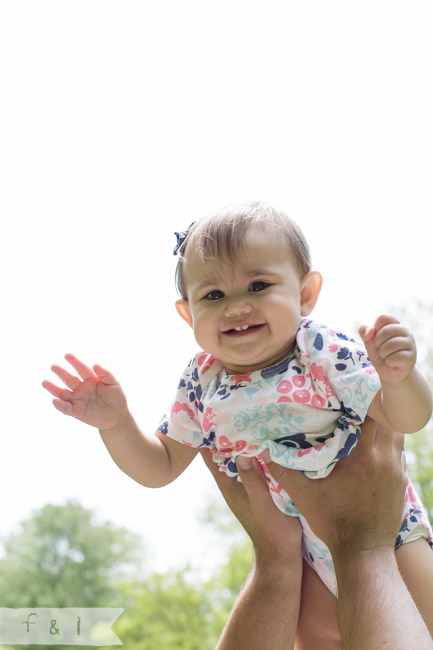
[0, 608, 123, 645]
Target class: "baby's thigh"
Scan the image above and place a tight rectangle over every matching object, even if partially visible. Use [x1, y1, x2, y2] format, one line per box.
[396, 538, 433, 636]
[294, 560, 341, 650]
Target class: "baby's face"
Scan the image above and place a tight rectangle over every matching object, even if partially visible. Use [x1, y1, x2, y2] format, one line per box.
[177, 225, 321, 375]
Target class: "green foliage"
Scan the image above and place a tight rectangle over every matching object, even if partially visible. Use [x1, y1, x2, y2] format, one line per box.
[115, 570, 219, 650]
[115, 540, 254, 649]
[387, 301, 433, 523]
[0, 500, 143, 609]
[0, 500, 144, 650]
[0, 499, 252, 650]
[405, 424, 433, 521]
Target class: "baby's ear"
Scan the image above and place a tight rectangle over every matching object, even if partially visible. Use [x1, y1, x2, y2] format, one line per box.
[300, 271, 322, 316]
[175, 299, 193, 327]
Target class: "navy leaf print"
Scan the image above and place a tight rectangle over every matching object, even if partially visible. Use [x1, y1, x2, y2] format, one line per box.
[313, 333, 323, 351]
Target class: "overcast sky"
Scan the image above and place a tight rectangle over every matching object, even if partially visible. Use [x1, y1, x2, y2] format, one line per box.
[1, 1, 432, 575]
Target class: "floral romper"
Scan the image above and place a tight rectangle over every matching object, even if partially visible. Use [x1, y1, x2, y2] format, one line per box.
[158, 318, 433, 596]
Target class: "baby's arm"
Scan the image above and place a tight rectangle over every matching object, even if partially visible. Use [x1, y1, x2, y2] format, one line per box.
[360, 315, 433, 433]
[99, 414, 198, 488]
[43, 354, 198, 487]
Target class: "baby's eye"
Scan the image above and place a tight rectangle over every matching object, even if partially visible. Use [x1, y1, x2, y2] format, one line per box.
[249, 281, 270, 292]
[205, 290, 224, 301]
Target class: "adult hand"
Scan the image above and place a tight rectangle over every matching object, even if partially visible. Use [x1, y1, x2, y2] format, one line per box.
[200, 451, 302, 563]
[264, 417, 406, 556]
[201, 451, 303, 650]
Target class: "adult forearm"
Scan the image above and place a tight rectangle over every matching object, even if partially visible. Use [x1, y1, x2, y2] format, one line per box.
[217, 554, 302, 650]
[334, 549, 433, 649]
[99, 411, 172, 487]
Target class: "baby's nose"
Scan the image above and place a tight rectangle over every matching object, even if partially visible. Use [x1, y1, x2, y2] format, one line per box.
[224, 299, 253, 318]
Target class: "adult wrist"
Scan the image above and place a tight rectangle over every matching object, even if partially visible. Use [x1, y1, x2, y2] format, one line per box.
[253, 538, 302, 585]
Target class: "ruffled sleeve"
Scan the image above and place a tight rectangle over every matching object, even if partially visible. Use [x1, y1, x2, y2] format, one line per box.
[293, 319, 382, 477]
[157, 352, 220, 450]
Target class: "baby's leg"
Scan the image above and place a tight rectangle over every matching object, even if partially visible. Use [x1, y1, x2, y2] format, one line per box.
[294, 560, 341, 650]
[396, 538, 433, 636]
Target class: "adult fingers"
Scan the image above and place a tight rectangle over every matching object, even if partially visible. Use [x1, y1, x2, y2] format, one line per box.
[235, 456, 272, 502]
[200, 451, 272, 510]
[266, 460, 310, 498]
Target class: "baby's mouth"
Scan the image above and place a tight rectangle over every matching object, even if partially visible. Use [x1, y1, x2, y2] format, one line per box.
[223, 323, 265, 336]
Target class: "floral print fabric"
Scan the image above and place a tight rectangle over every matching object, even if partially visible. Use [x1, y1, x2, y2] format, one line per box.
[158, 318, 433, 594]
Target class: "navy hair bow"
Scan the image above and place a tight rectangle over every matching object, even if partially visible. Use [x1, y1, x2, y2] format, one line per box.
[173, 222, 195, 256]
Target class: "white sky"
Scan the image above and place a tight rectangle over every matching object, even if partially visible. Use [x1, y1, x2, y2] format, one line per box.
[1, 1, 432, 576]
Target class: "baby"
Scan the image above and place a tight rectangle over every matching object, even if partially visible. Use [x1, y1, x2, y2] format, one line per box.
[43, 201, 433, 631]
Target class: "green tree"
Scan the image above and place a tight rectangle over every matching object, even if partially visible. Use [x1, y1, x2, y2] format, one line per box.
[115, 494, 254, 649]
[115, 570, 219, 650]
[0, 500, 144, 650]
[0, 500, 143, 608]
[389, 301, 433, 522]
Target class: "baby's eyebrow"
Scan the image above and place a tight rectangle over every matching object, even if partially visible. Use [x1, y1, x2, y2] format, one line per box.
[191, 270, 276, 294]
[244, 269, 275, 277]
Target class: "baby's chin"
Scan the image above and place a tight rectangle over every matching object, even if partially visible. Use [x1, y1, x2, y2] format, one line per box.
[223, 349, 295, 376]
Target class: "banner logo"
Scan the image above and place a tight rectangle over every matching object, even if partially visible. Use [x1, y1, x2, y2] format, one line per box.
[0, 608, 123, 645]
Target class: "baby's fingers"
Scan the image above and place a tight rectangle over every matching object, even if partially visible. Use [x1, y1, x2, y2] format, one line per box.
[52, 397, 75, 416]
[383, 349, 416, 369]
[374, 323, 413, 350]
[373, 314, 401, 331]
[50, 365, 82, 391]
[42, 379, 73, 400]
[377, 335, 414, 360]
[93, 364, 119, 386]
[65, 354, 94, 381]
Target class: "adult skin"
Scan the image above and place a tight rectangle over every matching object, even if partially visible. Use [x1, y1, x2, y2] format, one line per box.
[202, 418, 433, 650]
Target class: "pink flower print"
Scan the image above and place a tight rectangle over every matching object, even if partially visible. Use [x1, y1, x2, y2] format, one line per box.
[277, 379, 292, 393]
[203, 407, 217, 433]
[198, 353, 208, 366]
[293, 389, 311, 403]
[231, 372, 252, 384]
[246, 444, 259, 453]
[310, 363, 326, 383]
[298, 447, 312, 457]
[408, 484, 417, 505]
[172, 401, 195, 420]
[268, 481, 283, 497]
[310, 363, 335, 399]
[218, 437, 248, 455]
[293, 376, 306, 388]
[218, 436, 235, 458]
[219, 435, 233, 450]
[277, 396, 293, 403]
[311, 395, 326, 408]
[328, 343, 338, 354]
[198, 352, 218, 374]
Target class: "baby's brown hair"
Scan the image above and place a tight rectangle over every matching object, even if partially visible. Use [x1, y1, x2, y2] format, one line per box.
[175, 200, 312, 299]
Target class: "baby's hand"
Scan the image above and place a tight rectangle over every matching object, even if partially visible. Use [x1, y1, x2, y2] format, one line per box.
[359, 315, 417, 384]
[42, 354, 128, 431]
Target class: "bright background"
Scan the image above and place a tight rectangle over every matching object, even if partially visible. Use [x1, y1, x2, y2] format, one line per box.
[1, 1, 432, 574]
